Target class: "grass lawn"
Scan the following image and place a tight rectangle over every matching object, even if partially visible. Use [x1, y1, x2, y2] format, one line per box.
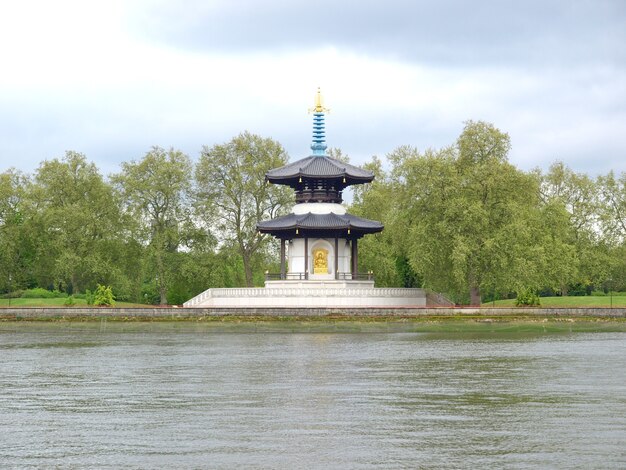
[485, 295, 626, 308]
[0, 298, 151, 308]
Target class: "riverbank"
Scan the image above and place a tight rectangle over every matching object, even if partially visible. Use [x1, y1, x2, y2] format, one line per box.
[0, 307, 625, 333]
[1, 306, 626, 319]
[1, 317, 625, 334]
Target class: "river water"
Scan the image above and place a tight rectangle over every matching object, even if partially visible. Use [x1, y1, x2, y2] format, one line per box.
[0, 322, 625, 469]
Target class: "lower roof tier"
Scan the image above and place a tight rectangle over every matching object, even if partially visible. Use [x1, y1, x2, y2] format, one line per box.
[257, 211, 383, 239]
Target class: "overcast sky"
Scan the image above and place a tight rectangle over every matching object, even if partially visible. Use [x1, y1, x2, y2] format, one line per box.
[0, 0, 624, 177]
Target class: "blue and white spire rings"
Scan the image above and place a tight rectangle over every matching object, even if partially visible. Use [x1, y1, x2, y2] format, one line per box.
[311, 112, 327, 156]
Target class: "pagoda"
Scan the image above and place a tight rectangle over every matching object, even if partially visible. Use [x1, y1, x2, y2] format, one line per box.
[184, 90, 432, 308]
[257, 88, 383, 282]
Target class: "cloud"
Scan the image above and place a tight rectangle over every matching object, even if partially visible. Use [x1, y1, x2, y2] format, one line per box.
[127, 0, 626, 66]
[0, 0, 624, 178]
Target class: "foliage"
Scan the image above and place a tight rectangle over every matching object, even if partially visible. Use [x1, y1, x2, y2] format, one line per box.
[27, 152, 127, 294]
[21, 288, 67, 299]
[85, 289, 94, 305]
[112, 147, 193, 304]
[490, 294, 626, 308]
[386, 122, 544, 305]
[196, 132, 292, 286]
[93, 284, 115, 306]
[64, 295, 76, 306]
[515, 289, 541, 307]
[0, 127, 625, 307]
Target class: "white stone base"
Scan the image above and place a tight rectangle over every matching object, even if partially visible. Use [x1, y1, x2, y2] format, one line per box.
[183, 281, 427, 308]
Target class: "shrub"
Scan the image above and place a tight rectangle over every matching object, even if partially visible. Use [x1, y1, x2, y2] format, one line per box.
[93, 284, 115, 307]
[515, 289, 541, 307]
[85, 289, 94, 305]
[21, 288, 67, 299]
[64, 295, 76, 307]
[2, 290, 23, 299]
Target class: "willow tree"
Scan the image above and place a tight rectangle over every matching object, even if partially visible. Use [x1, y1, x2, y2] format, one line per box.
[598, 170, 626, 290]
[27, 152, 125, 293]
[112, 147, 193, 304]
[395, 121, 543, 305]
[0, 169, 30, 292]
[195, 132, 291, 287]
[539, 161, 605, 294]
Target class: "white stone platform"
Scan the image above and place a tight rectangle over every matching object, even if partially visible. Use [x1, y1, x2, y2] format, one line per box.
[183, 280, 427, 308]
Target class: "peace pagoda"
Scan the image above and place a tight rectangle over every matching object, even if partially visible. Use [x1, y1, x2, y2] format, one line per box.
[257, 89, 383, 282]
[184, 90, 429, 308]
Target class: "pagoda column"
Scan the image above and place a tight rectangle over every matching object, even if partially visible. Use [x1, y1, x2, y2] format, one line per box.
[334, 237, 339, 280]
[351, 239, 358, 279]
[304, 237, 309, 280]
[280, 239, 286, 279]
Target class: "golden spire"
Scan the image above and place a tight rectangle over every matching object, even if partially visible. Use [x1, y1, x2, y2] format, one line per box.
[309, 87, 330, 113]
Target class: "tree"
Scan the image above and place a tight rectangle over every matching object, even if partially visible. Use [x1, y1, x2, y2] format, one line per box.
[598, 171, 626, 243]
[112, 147, 193, 304]
[393, 121, 543, 305]
[597, 171, 626, 291]
[0, 169, 32, 292]
[27, 152, 126, 294]
[350, 156, 417, 287]
[540, 162, 606, 294]
[195, 132, 291, 287]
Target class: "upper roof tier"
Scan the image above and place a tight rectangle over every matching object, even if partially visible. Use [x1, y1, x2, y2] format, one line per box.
[265, 88, 375, 190]
[265, 155, 375, 188]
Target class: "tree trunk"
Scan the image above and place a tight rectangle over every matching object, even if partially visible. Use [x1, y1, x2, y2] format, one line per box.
[155, 250, 168, 305]
[159, 282, 167, 305]
[243, 253, 253, 287]
[470, 285, 481, 306]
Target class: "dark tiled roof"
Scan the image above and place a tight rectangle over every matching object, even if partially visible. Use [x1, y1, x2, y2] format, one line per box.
[266, 155, 374, 182]
[257, 211, 383, 234]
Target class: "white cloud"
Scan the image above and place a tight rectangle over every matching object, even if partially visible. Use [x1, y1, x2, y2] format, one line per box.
[0, 0, 624, 177]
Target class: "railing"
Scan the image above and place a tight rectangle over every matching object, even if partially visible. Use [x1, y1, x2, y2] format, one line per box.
[265, 272, 375, 281]
[265, 272, 309, 281]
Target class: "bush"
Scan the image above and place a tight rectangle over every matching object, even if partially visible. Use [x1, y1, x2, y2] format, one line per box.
[84, 289, 94, 305]
[2, 290, 23, 299]
[21, 288, 67, 299]
[516, 289, 541, 307]
[64, 295, 76, 307]
[93, 284, 115, 306]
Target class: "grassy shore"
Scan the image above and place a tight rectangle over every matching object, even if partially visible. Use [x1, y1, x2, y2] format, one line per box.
[2, 295, 625, 309]
[485, 295, 626, 308]
[0, 317, 625, 334]
[0, 298, 150, 308]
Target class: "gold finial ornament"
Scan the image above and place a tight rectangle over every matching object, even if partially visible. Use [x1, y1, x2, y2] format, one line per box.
[309, 87, 330, 113]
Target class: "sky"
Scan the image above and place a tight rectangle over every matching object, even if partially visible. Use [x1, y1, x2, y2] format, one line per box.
[0, 0, 624, 177]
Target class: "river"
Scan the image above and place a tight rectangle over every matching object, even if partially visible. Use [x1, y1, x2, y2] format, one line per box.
[0, 322, 625, 469]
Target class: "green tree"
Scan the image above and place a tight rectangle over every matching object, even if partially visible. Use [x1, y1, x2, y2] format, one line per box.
[597, 171, 626, 290]
[112, 147, 193, 304]
[350, 156, 415, 286]
[93, 284, 115, 306]
[195, 132, 291, 287]
[540, 162, 606, 294]
[27, 152, 126, 294]
[0, 169, 32, 292]
[598, 171, 626, 243]
[393, 121, 543, 305]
